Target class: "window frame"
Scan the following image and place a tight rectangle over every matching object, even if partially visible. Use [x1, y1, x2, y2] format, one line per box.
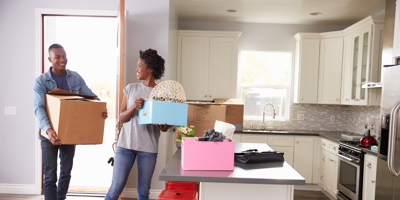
[239, 51, 292, 122]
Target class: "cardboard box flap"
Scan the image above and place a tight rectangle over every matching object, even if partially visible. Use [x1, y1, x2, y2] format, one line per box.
[213, 98, 244, 105]
[48, 88, 97, 99]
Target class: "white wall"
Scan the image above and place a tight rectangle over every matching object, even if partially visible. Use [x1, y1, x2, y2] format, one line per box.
[0, 0, 177, 196]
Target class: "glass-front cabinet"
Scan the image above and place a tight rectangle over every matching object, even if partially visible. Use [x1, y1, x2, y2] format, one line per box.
[351, 29, 370, 104]
[341, 19, 383, 106]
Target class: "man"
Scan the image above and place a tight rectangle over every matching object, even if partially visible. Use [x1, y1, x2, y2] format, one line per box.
[34, 43, 107, 200]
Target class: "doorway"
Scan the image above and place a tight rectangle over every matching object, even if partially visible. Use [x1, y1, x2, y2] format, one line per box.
[42, 15, 118, 195]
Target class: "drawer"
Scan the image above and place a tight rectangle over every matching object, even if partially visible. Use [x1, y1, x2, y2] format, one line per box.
[241, 134, 268, 143]
[321, 138, 338, 155]
[268, 136, 294, 147]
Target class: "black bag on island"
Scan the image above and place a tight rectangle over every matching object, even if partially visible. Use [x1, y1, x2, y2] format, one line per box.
[234, 149, 284, 164]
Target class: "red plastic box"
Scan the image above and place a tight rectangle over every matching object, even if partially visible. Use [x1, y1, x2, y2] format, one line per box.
[166, 181, 199, 192]
[158, 190, 198, 200]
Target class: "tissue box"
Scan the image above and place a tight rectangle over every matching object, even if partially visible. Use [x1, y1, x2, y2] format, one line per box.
[138, 100, 188, 127]
[181, 137, 235, 171]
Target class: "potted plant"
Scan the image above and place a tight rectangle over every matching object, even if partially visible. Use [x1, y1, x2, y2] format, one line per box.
[176, 125, 195, 147]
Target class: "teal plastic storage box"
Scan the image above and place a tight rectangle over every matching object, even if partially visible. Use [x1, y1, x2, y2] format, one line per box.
[139, 100, 188, 127]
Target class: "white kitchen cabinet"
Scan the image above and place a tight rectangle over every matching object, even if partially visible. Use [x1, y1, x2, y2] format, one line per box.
[319, 139, 339, 198]
[177, 30, 241, 101]
[341, 16, 384, 106]
[362, 154, 377, 200]
[394, 0, 400, 59]
[318, 37, 344, 104]
[269, 146, 294, 167]
[293, 34, 320, 104]
[325, 150, 339, 198]
[231, 134, 241, 142]
[293, 136, 315, 183]
[240, 134, 268, 143]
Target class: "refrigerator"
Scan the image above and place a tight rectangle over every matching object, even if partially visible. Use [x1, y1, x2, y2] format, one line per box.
[375, 0, 400, 199]
[376, 65, 400, 200]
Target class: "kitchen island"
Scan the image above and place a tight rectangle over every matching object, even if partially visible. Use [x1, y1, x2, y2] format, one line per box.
[159, 143, 305, 200]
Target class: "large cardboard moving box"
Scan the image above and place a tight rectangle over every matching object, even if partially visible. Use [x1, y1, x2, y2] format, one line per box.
[214, 98, 244, 131]
[186, 103, 227, 137]
[40, 88, 107, 145]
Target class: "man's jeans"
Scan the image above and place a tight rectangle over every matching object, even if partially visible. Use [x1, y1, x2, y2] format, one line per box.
[41, 139, 75, 200]
[105, 147, 158, 200]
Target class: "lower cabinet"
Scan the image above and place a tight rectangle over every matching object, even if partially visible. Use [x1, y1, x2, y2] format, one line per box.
[362, 154, 377, 200]
[237, 134, 317, 184]
[319, 139, 339, 198]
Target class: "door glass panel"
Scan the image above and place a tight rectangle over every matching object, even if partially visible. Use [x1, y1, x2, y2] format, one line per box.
[360, 32, 369, 100]
[351, 36, 359, 100]
[339, 161, 357, 193]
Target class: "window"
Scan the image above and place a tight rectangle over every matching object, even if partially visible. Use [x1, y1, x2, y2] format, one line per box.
[240, 51, 292, 121]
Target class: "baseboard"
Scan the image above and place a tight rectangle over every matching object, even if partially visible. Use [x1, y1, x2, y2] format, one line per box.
[294, 184, 321, 191]
[0, 183, 38, 195]
[121, 188, 162, 199]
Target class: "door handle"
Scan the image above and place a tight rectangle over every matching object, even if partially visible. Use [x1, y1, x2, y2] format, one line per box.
[388, 101, 400, 177]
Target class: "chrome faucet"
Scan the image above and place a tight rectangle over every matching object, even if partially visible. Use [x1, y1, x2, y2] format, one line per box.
[262, 103, 276, 130]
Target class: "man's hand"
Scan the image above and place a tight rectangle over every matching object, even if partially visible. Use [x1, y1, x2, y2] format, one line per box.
[101, 110, 108, 119]
[47, 128, 61, 145]
[152, 123, 174, 132]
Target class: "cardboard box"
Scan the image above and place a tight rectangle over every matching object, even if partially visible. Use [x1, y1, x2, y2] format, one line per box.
[138, 100, 188, 127]
[181, 137, 235, 171]
[40, 88, 107, 145]
[214, 98, 244, 131]
[186, 103, 227, 137]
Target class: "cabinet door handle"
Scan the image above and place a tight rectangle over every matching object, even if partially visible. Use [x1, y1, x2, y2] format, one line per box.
[320, 176, 324, 180]
[372, 180, 376, 183]
[205, 95, 207, 97]
[367, 163, 372, 168]
[209, 95, 211, 97]
[346, 99, 349, 101]
[330, 158, 334, 162]
[301, 97, 303, 100]
[322, 142, 326, 146]
[322, 157, 325, 161]
[333, 147, 337, 151]
[336, 98, 339, 101]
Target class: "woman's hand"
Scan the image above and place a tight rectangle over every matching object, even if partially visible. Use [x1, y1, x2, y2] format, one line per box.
[152, 123, 174, 132]
[133, 98, 145, 110]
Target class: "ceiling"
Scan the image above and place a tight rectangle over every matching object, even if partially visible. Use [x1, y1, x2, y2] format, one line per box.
[172, 0, 387, 26]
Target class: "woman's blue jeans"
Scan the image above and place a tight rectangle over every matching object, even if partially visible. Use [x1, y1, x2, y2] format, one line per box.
[41, 139, 75, 200]
[105, 147, 158, 200]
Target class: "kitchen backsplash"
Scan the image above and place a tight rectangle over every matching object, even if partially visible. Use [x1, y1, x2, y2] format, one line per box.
[244, 104, 380, 135]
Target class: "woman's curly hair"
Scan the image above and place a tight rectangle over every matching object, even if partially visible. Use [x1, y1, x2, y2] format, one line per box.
[139, 49, 165, 80]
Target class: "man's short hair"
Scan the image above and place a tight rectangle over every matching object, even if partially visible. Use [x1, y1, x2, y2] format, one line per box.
[48, 43, 64, 55]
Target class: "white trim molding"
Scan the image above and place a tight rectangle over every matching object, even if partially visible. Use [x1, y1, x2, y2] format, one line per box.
[34, 8, 117, 196]
[0, 184, 38, 195]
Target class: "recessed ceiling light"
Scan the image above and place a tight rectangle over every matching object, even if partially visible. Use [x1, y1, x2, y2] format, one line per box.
[310, 12, 323, 16]
[226, 9, 237, 13]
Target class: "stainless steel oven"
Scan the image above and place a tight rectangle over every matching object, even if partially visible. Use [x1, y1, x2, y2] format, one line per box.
[337, 141, 365, 200]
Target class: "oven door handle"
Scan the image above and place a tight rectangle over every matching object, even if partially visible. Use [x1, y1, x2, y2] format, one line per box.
[337, 154, 359, 164]
[388, 101, 400, 177]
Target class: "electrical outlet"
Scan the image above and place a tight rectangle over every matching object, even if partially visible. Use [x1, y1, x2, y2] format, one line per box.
[330, 115, 335, 122]
[297, 114, 304, 121]
[4, 106, 17, 115]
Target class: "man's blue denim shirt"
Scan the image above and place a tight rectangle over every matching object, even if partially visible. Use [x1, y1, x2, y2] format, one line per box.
[34, 67, 99, 139]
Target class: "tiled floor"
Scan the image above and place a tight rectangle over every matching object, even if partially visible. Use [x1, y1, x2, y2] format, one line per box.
[0, 191, 330, 200]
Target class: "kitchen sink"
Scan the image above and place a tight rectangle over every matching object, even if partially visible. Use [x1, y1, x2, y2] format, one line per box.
[242, 129, 289, 134]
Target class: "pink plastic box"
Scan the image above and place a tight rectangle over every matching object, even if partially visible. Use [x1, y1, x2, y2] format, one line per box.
[181, 137, 235, 171]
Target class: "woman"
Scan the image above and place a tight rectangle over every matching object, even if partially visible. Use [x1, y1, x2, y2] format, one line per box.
[105, 49, 173, 200]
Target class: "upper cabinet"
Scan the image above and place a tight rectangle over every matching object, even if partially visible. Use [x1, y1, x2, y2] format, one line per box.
[293, 34, 320, 104]
[341, 16, 384, 105]
[177, 30, 241, 101]
[294, 15, 384, 106]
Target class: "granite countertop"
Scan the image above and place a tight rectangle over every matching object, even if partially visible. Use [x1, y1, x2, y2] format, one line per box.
[159, 143, 305, 185]
[235, 130, 378, 156]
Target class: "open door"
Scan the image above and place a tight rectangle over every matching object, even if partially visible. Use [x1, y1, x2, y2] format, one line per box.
[114, 0, 125, 150]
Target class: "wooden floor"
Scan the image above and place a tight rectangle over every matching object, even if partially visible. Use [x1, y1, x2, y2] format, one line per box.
[0, 190, 330, 200]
